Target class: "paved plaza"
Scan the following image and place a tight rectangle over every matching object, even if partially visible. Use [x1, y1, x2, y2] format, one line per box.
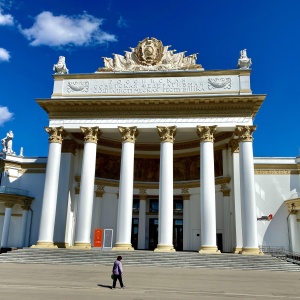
[0, 262, 300, 299]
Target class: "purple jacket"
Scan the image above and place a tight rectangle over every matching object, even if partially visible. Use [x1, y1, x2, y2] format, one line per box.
[112, 260, 123, 275]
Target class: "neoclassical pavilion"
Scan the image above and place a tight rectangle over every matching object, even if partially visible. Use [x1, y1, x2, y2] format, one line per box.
[27, 38, 266, 254]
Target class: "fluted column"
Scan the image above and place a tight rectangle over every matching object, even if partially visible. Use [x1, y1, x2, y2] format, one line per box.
[1, 203, 14, 248]
[235, 126, 261, 255]
[288, 211, 300, 252]
[20, 203, 30, 248]
[113, 126, 138, 251]
[197, 126, 220, 254]
[138, 189, 147, 250]
[33, 126, 65, 248]
[73, 127, 100, 249]
[155, 126, 176, 252]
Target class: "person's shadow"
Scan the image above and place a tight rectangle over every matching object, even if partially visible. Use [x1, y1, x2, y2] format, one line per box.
[97, 284, 113, 289]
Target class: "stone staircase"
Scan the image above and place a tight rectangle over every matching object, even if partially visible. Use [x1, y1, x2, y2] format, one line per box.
[0, 248, 300, 272]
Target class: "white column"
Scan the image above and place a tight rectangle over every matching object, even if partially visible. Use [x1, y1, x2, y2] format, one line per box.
[288, 212, 300, 252]
[1, 203, 14, 248]
[182, 192, 190, 251]
[155, 126, 176, 252]
[138, 192, 147, 250]
[74, 127, 100, 249]
[20, 204, 30, 248]
[235, 126, 261, 255]
[221, 187, 232, 253]
[229, 139, 243, 253]
[33, 127, 64, 248]
[197, 126, 219, 254]
[113, 126, 138, 251]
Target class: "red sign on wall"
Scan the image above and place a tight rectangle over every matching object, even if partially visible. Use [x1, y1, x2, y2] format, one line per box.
[94, 228, 103, 248]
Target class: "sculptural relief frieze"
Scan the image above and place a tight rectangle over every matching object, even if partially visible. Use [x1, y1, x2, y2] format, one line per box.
[95, 150, 223, 182]
[208, 78, 231, 90]
[67, 81, 89, 93]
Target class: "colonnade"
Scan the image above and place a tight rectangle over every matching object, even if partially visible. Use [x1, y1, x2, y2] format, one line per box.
[33, 124, 261, 254]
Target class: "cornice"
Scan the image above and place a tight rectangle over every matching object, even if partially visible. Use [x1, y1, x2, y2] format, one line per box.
[53, 69, 252, 81]
[37, 95, 265, 119]
[0, 194, 34, 205]
[254, 164, 299, 174]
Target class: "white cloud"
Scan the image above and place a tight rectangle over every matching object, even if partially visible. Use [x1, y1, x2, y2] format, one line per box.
[117, 16, 128, 28]
[0, 48, 10, 62]
[0, 9, 14, 25]
[0, 106, 13, 126]
[20, 11, 117, 47]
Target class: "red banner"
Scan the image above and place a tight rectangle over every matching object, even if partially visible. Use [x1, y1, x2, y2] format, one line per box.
[94, 228, 103, 247]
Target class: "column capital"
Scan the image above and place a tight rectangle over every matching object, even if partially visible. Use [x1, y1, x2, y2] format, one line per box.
[157, 126, 177, 143]
[234, 125, 256, 142]
[228, 139, 239, 153]
[139, 188, 147, 200]
[45, 126, 66, 144]
[4, 202, 14, 208]
[95, 185, 105, 198]
[80, 127, 102, 143]
[21, 204, 31, 211]
[220, 184, 231, 197]
[197, 126, 217, 142]
[181, 188, 190, 200]
[118, 126, 139, 143]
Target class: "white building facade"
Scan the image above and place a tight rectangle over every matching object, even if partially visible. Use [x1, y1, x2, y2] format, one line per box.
[1, 38, 300, 254]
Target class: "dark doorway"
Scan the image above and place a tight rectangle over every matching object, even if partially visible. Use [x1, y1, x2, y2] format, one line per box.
[217, 233, 223, 253]
[149, 218, 158, 250]
[173, 219, 183, 251]
[131, 218, 139, 249]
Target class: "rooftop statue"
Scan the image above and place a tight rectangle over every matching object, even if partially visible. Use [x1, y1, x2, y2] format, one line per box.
[97, 37, 203, 72]
[237, 49, 252, 69]
[1, 130, 15, 155]
[53, 56, 69, 74]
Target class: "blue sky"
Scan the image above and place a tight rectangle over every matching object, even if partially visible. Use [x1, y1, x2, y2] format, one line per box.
[0, 0, 299, 157]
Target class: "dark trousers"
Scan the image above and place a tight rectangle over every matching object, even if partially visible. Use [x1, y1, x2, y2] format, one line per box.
[113, 274, 124, 288]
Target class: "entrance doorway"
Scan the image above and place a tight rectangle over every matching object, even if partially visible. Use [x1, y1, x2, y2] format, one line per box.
[131, 218, 139, 249]
[148, 218, 183, 251]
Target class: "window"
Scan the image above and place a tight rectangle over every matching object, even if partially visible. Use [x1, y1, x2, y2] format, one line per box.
[133, 199, 139, 213]
[150, 199, 159, 213]
[173, 199, 183, 214]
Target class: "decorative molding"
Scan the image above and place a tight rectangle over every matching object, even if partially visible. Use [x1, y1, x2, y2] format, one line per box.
[157, 126, 177, 143]
[95, 185, 105, 198]
[220, 183, 230, 197]
[80, 127, 101, 143]
[67, 81, 89, 93]
[197, 126, 217, 142]
[118, 126, 139, 143]
[234, 125, 256, 142]
[45, 126, 65, 144]
[254, 170, 299, 175]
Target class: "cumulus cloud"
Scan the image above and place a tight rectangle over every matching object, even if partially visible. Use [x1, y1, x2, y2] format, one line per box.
[0, 106, 13, 126]
[0, 48, 10, 62]
[117, 16, 128, 28]
[20, 11, 117, 47]
[0, 9, 14, 25]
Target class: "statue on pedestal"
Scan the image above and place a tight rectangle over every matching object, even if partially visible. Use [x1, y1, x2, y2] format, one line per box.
[237, 49, 252, 69]
[1, 130, 15, 155]
[53, 56, 69, 74]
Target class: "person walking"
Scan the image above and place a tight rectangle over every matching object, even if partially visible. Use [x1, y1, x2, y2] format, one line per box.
[112, 255, 125, 289]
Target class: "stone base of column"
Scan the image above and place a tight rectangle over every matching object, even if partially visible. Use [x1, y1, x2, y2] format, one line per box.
[71, 242, 92, 250]
[112, 243, 134, 251]
[198, 246, 220, 254]
[54, 242, 70, 248]
[233, 247, 243, 254]
[154, 244, 176, 252]
[31, 242, 58, 249]
[239, 247, 263, 255]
